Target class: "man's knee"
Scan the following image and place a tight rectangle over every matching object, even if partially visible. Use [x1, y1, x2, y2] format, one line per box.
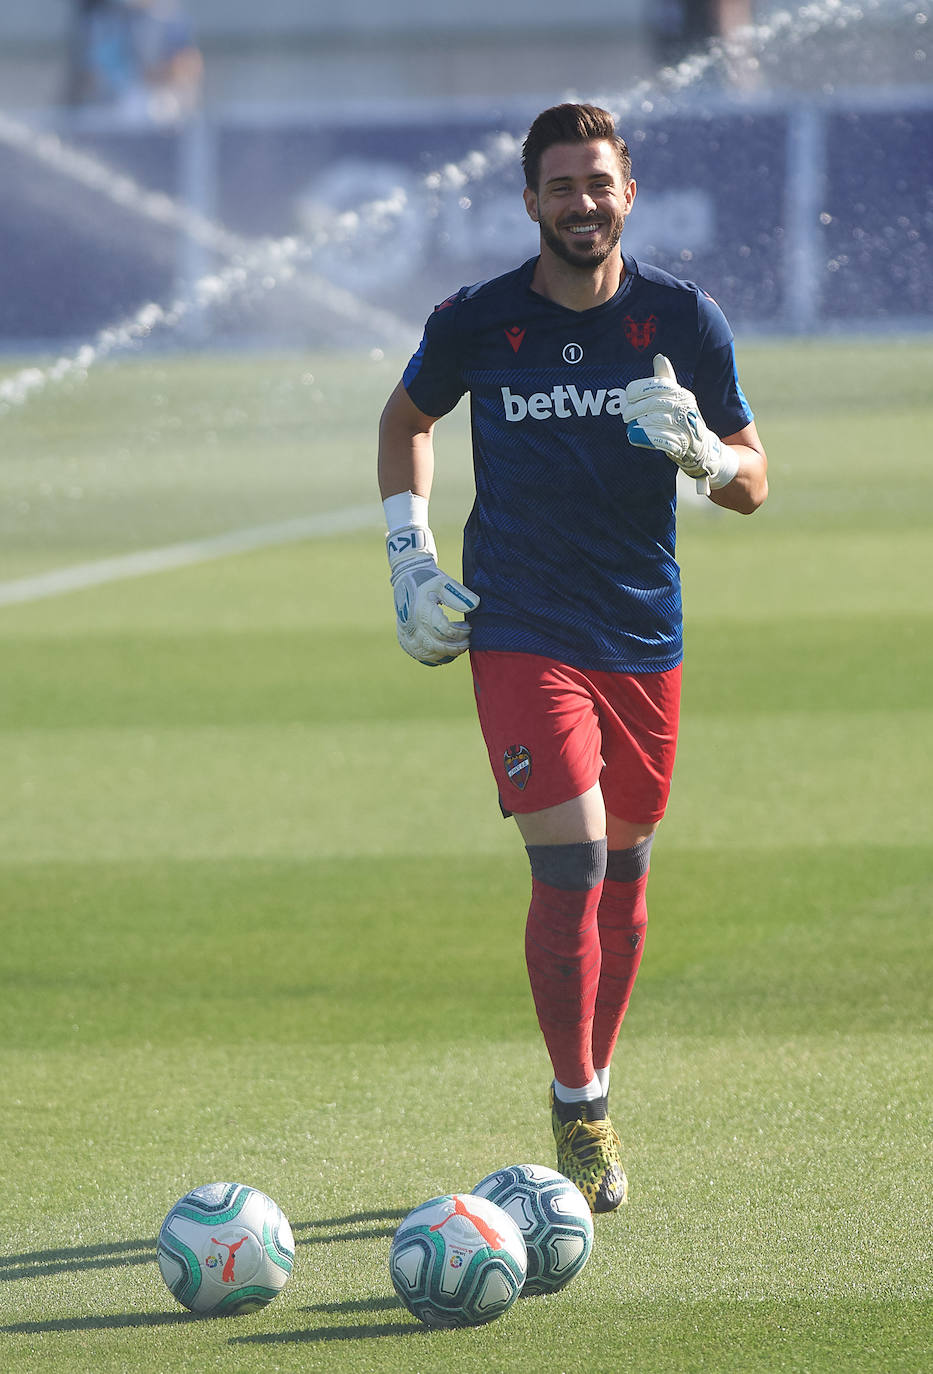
[525, 838, 608, 891]
[515, 782, 606, 846]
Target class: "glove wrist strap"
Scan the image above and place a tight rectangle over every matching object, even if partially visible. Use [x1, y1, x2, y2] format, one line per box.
[383, 490, 428, 529]
[384, 491, 438, 573]
[387, 529, 438, 577]
[708, 443, 740, 489]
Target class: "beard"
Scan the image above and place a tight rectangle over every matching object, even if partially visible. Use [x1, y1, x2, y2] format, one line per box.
[539, 212, 624, 269]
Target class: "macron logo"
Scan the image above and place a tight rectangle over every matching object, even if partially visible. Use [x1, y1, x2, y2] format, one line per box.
[501, 384, 626, 422]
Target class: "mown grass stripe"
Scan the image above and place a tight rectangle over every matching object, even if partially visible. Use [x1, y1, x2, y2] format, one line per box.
[0, 505, 380, 607]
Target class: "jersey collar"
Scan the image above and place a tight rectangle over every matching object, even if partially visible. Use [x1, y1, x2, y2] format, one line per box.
[522, 254, 639, 315]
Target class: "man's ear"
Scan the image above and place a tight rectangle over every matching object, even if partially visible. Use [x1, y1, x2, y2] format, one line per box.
[522, 185, 539, 223]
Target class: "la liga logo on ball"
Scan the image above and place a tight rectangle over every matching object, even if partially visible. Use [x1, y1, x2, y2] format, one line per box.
[203, 1231, 250, 1282]
[389, 1193, 527, 1329]
[389, 1169, 592, 1328]
[157, 1182, 294, 1317]
[472, 1164, 593, 1296]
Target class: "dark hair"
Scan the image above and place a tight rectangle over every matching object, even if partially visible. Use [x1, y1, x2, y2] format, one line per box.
[522, 103, 631, 190]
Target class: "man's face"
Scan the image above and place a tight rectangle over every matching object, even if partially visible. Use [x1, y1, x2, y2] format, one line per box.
[523, 139, 635, 269]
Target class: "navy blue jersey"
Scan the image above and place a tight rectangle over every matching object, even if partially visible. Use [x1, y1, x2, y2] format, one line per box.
[403, 254, 753, 673]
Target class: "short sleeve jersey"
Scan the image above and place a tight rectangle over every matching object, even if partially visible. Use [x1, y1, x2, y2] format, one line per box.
[402, 254, 753, 673]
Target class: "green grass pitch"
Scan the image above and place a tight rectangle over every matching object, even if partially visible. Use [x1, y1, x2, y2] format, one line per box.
[0, 339, 930, 1372]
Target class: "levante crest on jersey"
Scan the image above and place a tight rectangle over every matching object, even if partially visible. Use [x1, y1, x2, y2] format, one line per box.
[623, 315, 658, 350]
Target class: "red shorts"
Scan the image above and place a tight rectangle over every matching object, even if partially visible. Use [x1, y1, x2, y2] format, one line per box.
[470, 651, 682, 823]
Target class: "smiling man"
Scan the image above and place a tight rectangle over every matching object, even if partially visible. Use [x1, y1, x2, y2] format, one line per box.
[524, 120, 635, 295]
[377, 103, 767, 1213]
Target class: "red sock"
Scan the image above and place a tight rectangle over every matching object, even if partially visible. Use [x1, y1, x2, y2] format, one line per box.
[591, 869, 649, 1072]
[525, 876, 604, 1090]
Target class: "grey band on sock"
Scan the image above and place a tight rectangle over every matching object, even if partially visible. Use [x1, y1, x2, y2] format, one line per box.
[605, 833, 654, 883]
[525, 838, 608, 891]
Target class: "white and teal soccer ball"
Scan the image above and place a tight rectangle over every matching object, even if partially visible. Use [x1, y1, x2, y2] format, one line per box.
[389, 1193, 527, 1328]
[472, 1164, 593, 1296]
[157, 1182, 294, 1316]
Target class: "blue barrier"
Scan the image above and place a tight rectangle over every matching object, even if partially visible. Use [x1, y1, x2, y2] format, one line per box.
[0, 94, 929, 345]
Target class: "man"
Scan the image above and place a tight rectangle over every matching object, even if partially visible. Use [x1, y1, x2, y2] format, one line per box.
[378, 103, 767, 1213]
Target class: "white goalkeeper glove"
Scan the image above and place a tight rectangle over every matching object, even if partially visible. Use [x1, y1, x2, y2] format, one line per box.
[622, 354, 739, 495]
[384, 493, 479, 667]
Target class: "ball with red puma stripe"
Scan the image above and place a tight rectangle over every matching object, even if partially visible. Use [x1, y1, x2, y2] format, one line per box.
[389, 1193, 527, 1327]
[472, 1164, 594, 1295]
[157, 1182, 294, 1316]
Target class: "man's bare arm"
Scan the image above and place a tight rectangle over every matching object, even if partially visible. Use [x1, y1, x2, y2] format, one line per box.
[378, 381, 439, 501]
[710, 421, 768, 514]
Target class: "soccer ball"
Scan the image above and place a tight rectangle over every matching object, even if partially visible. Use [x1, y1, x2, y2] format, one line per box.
[157, 1182, 294, 1316]
[472, 1164, 593, 1296]
[389, 1193, 527, 1328]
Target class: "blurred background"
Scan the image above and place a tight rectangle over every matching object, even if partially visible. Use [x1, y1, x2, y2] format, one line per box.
[0, 0, 930, 356]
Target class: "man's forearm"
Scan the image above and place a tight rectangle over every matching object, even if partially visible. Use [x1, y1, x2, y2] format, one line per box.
[378, 383, 436, 500]
[707, 444, 768, 514]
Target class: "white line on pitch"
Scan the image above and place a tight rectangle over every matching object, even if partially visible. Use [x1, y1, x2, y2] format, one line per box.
[0, 505, 381, 607]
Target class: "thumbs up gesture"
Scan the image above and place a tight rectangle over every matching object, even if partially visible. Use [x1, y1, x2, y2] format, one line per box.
[622, 355, 738, 493]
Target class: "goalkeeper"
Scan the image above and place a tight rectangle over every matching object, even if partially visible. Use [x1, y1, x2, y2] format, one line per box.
[377, 102, 767, 1214]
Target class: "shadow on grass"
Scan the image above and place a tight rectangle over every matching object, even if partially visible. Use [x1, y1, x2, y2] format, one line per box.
[303, 1297, 403, 1315]
[2, 1312, 199, 1334]
[1, 1210, 417, 1339]
[231, 1319, 427, 1346]
[293, 1207, 407, 1246]
[228, 1211, 428, 1343]
[0, 1209, 408, 1288]
[0, 1236, 157, 1282]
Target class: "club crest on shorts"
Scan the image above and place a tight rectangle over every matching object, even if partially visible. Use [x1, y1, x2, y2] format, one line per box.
[503, 744, 532, 791]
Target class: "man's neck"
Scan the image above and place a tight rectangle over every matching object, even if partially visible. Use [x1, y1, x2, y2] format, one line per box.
[529, 250, 625, 312]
